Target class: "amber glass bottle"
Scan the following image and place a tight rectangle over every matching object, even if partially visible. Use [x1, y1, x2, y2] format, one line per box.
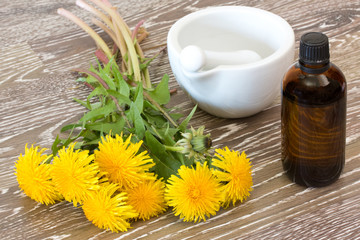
[281, 32, 346, 187]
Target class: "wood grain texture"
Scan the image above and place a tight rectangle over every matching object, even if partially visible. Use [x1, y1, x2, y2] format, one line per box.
[1, 0, 360, 239]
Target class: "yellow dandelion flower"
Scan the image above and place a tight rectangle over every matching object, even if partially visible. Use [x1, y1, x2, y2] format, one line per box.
[165, 162, 222, 222]
[212, 147, 253, 208]
[52, 143, 100, 206]
[14, 145, 61, 205]
[83, 183, 138, 232]
[126, 178, 167, 221]
[94, 134, 155, 190]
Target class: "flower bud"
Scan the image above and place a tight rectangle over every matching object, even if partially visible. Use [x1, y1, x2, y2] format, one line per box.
[190, 135, 212, 153]
[176, 126, 212, 161]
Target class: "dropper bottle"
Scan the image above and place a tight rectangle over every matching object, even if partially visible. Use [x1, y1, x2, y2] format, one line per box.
[281, 32, 347, 187]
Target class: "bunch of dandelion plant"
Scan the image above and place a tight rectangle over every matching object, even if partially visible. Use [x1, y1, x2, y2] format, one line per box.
[55, 0, 212, 180]
[14, 1, 254, 231]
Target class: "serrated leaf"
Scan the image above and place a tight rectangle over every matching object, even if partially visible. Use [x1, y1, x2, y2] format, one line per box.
[60, 123, 82, 133]
[119, 77, 130, 97]
[143, 100, 158, 111]
[170, 112, 183, 121]
[73, 98, 89, 109]
[143, 112, 167, 128]
[147, 74, 170, 105]
[89, 102, 102, 111]
[112, 66, 130, 97]
[179, 105, 197, 132]
[88, 86, 107, 103]
[51, 135, 61, 156]
[139, 53, 159, 70]
[112, 65, 121, 88]
[81, 129, 100, 142]
[84, 75, 99, 84]
[80, 101, 116, 123]
[106, 89, 131, 105]
[98, 68, 116, 91]
[158, 127, 179, 140]
[81, 138, 102, 146]
[86, 118, 125, 135]
[89, 63, 98, 75]
[129, 102, 145, 140]
[88, 60, 116, 91]
[134, 84, 144, 113]
[145, 131, 180, 179]
[76, 77, 87, 83]
[142, 121, 161, 140]
[73, 142, 84, 149]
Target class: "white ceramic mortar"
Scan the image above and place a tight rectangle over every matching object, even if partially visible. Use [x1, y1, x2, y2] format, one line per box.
[167, 6, 295, 118]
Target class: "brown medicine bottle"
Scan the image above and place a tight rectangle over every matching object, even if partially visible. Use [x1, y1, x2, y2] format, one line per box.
[281, 32, 346, 187]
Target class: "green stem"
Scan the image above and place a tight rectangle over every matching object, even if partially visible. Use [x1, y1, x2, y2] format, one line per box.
[140, 47, 166, 89]
[57, 8, 112, 60]
[164, 146, 185, 165]
[92, 18, 116, 42]
[76, 0, 127, 62]
[43, 155, 54, 164]
[89, 0, 142, 83]
[164, 145, 184, 152]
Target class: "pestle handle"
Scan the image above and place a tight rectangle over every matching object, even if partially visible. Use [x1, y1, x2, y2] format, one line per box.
[180, 45, 262, 72]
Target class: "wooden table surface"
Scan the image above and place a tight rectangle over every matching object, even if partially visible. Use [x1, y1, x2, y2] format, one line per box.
[1, 0, 360, 239]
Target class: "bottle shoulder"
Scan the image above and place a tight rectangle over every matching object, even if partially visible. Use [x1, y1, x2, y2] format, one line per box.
[282, 62, 346, 105]
[283, 62, 346, 81]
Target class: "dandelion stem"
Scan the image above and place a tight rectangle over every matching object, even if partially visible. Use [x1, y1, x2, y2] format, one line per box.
[164, 145, 184, 152]
[92, 18, 116, 43]
[132, 20, 151, 88]
[89, 0, 142, 83]
[57, 8, 112, 60]
[43, 154, 54, 164]
[84, 82, 95, 90]
[94, 49, 109, 64]
[132, 20, 145, 40]
[73, 68, 109, 89]
[76, 0, 128, 69]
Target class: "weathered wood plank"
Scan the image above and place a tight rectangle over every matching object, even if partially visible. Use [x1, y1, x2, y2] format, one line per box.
[1, 0, 360, 239]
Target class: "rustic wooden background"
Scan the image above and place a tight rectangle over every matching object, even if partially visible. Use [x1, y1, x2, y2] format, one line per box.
[1, 0, 360, 239]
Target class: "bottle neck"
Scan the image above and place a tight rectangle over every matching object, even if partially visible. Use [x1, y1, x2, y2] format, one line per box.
[299, 60, 330, 74]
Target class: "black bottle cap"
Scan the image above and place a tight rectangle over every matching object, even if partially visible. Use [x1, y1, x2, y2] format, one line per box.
[299, 32, 330, 66]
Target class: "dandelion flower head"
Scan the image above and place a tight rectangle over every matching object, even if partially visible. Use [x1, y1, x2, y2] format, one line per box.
[176, 126, 212, 162]
[126, 178, 167, 221]
[94, 134, 155, 190]
[212, 147, 253, 208]
[14, 145, 61, 205]
[165, 162, 222, 222]
[82, 183, 138, 232]
[52, 143, 100, 206]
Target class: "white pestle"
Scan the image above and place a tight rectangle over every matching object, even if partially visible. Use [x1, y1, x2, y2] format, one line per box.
[180, 45, 262, 72]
